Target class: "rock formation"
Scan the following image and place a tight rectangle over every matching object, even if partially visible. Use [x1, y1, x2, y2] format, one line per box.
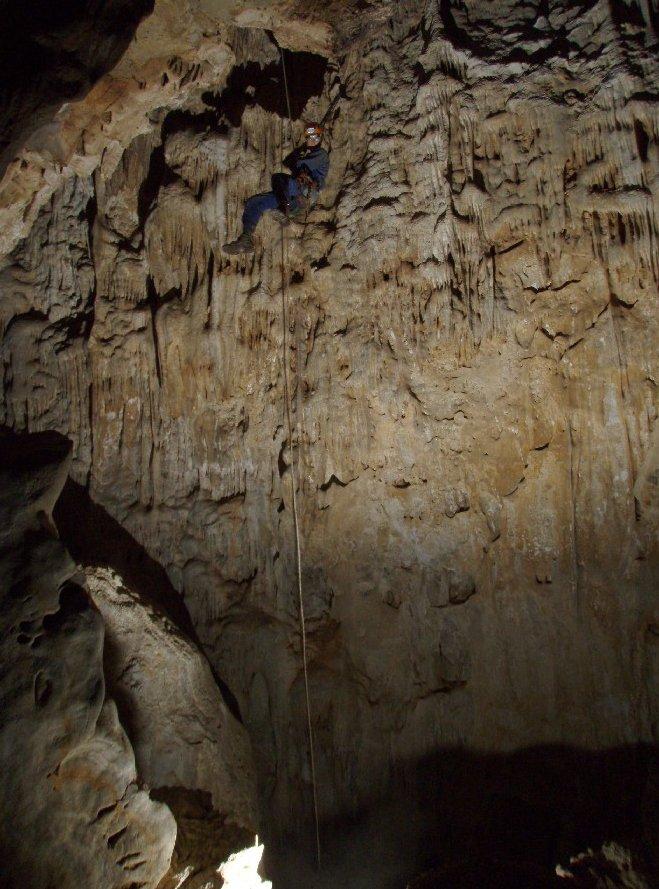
[556, 842, 653, 889]
[0, 432, 175, 889]
[87, 566, 258, 882]
[0, 430, 259, 889]
[0, 0, 657, 887]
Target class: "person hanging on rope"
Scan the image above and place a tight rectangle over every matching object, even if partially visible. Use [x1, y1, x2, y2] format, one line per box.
[222, 123, 330, 254]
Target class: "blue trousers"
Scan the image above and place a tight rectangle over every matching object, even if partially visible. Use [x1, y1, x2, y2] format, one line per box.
[242, 173, 303, 233]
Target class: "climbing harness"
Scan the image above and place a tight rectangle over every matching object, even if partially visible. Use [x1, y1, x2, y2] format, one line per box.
[278, 44, 322, 871]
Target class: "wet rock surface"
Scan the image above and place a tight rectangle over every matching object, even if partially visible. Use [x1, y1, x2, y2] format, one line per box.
[0, 0, 657, 886]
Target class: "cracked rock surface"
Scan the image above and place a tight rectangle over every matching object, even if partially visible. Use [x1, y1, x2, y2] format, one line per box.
[0, 0, 658, 886]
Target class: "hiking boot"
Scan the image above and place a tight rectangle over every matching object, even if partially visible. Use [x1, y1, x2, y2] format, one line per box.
[270, 208, 291, 227]
[222, 231, 254, 254]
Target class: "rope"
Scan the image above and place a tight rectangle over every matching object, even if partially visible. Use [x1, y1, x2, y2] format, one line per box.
[278, 43, 322, 872]
[280, 43, 293, 127]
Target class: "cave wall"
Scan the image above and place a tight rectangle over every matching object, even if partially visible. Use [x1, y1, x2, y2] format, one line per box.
[0, 0, 657, 885]
[0, 431, 260, 889]
[0, 433, 176, 889]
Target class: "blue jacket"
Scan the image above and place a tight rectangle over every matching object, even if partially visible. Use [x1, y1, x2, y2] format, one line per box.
[284, 146, 330, 190]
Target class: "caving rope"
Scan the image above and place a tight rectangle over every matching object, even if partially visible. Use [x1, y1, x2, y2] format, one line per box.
[278, 45, 322, 871]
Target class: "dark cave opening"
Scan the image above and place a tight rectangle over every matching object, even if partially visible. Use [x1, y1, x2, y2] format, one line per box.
[201, 46, 328, 127]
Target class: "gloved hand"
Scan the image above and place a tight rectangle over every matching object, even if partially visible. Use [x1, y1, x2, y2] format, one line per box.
[296, 169, 315, 190]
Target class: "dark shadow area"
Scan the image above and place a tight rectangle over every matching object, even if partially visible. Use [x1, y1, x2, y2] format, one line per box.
[201, 47, 327, 126]
[436, 0, 597, 64]
[161, 108, 229, 141]
[0, 0, 155, 177]
[264, 743, 658, 889]
[634, 118, 650, 163]
[0, 427, 71, 473]
[54, 477, 194, 633]
[151, 786, 252, 875]
[409, 860, 563, 888]
[53, 476, 243, 722]
[136, 141, 177, 226]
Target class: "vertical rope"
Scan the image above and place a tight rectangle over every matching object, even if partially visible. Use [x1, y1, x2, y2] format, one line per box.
[278, 44, 322, 871]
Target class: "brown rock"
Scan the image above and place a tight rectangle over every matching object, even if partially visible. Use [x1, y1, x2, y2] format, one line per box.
[86, 565, 259, 874]
[0, 0, 657, 885]
[0, 432, 176, 889]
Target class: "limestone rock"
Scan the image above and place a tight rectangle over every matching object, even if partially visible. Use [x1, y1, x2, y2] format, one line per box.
[0, 432, 176, 889]
[0, 0, 335, 256]
[0, 0, 657, 886]
[85, 566, 259, 876]
[556, 842, 653, 888]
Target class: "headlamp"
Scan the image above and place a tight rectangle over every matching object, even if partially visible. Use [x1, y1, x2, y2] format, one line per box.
[305, 124, 323, 141]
